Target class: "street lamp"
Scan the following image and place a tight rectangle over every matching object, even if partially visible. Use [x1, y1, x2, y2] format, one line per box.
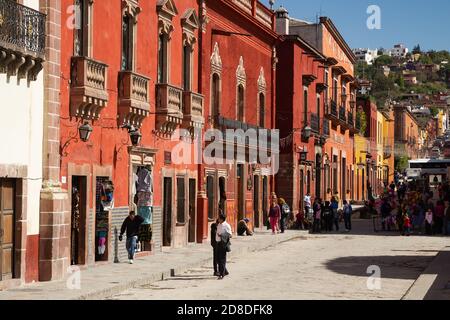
[130, 129, 142, 146]
[122, 124, 142, 146]
[302, 126, 312, 140]
[79, 122, 93, 142]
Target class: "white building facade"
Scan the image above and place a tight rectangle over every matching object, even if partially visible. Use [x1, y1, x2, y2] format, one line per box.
[0, 0, 46, 288]
[353, 48, 379, 65]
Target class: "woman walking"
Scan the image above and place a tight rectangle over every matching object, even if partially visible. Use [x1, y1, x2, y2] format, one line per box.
[216, 213, 232, 279]
[331, 196, 339, 232]
[425, 208, 434, 236]
[434, 200, 445, 234]
[312, 198, 322, 233]
[269, 198, 281, 234]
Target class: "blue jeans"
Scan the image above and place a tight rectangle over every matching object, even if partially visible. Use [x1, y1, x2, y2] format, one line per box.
[126, 236, 138, 260]
[344, 213, 352, 230]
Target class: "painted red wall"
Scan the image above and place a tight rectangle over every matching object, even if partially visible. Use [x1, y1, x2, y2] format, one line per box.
[60, 0, 202, 210]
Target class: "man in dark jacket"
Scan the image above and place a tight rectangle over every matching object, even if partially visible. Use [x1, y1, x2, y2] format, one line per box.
[119, 211, 144, 264]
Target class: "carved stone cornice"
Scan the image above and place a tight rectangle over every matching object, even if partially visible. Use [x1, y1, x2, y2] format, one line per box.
[210, 42, 222, 74]
[122, 0, 141, 20]
[236, 56, 246, 87]
[181, 8, 199, 48]
[157, 0, 178, 38]
[257, 67, 266, 93]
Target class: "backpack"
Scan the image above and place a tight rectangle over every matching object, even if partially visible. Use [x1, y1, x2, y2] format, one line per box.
[281, 204, 290, 217]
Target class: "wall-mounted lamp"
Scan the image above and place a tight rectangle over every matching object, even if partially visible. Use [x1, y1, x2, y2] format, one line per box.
[79, 122, 93, 142]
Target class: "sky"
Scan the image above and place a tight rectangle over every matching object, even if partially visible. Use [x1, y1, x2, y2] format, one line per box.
[262, 0, 450, 52]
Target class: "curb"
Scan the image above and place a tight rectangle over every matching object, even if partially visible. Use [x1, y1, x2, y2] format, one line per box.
[77, 232, 303, 300]
[402, 246, 450, 300]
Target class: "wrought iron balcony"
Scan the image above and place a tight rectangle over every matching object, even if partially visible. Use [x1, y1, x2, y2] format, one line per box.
[339, 106, 347, 123]
[325, 101, 339, 125]
[323, 119, 330, 136]
[348, 111, 358, 134]
[70, 56, 109, 120]
[118, 71, 150, 128]
[0, 0, 46, 81]
[347, 111, 354, 126]
[182, 91, 205, 132]
[213, 115, 272, 150]
[155, 83, 183, 133]
[310, 113, 319, 133]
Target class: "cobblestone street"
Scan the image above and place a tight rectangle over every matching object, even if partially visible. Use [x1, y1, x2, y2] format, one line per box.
[109, 220, 450, 300]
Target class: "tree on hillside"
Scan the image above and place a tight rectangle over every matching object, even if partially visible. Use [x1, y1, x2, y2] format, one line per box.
[374, 55, 394, 67]
[356, 62, 376, 80]
[412, 44, 421, 55]
[419, 54, 433, 65]
[371, 71, 398, 108]
[427, 50, 450, 64]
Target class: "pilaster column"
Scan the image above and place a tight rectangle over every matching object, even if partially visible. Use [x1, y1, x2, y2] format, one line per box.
[39, 0, 70, 281]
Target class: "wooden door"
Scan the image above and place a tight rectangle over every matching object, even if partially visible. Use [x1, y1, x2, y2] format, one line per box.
[188, 179, 196, 243]
[237, 164, 244, 221]
[253, 175, 260, 228]
[163, 177, 172, 247]
[262, 176, 268, 224]
[0, 179, 15, 281]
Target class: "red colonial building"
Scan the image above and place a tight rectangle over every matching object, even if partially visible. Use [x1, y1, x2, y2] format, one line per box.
[275, 30, 328, 216]
[198, 0, 279, 236]
[40, 0, 206, 280]
[38, 0, 278, 281]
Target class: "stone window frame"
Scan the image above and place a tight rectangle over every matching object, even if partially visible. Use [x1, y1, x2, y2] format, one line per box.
[73, 0, 94, 57]
[157, 0, 178, 84]
[257, 67, 266, 128]
[210, 42, 222, 119]
[181, 8, 199, 91]
[121, 0, 141, 71]
[236, 56, 246, 122]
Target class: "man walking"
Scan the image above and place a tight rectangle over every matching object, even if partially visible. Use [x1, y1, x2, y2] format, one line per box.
[119, 211, 144, 264]
[216, 213, 232, 279]
[343, 200, 353, 232]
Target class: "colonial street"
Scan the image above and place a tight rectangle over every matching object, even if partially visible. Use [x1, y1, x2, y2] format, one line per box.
[109, 219, 450, 300]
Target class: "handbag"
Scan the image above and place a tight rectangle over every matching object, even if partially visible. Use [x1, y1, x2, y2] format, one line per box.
[226, 240, 231, 252]
[265, 219, 271, 230]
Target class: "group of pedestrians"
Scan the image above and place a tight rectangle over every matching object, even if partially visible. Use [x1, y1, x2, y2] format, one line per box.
[377, 180, 450, 236]
[309, 196, 353, 233]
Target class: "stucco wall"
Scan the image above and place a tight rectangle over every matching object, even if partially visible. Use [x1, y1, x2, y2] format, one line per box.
[0, 67, 44, 236]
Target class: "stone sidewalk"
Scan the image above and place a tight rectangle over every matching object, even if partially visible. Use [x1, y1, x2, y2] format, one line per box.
[0, 229, 305, 300]
[403, 245, 450, 300]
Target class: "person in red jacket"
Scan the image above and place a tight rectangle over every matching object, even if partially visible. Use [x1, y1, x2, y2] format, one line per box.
[269, 198, 281, 234]
[403, 213, 412, 236]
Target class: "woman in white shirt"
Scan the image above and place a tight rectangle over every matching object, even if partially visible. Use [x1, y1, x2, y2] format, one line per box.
[216, 213, 232, 279]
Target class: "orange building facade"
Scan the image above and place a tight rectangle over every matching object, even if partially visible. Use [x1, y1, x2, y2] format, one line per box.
[290, 17, 357, 203]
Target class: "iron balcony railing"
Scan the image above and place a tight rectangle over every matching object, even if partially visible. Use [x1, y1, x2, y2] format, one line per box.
[214, 115, 272, 149]
[310, 113, 319, 133]
[0, 0, 46, 56]
[347, 111, 354, 127]
[330, 100, 338, 118]
[339, 106, 347, 123]
[323, 119, 330, 136]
